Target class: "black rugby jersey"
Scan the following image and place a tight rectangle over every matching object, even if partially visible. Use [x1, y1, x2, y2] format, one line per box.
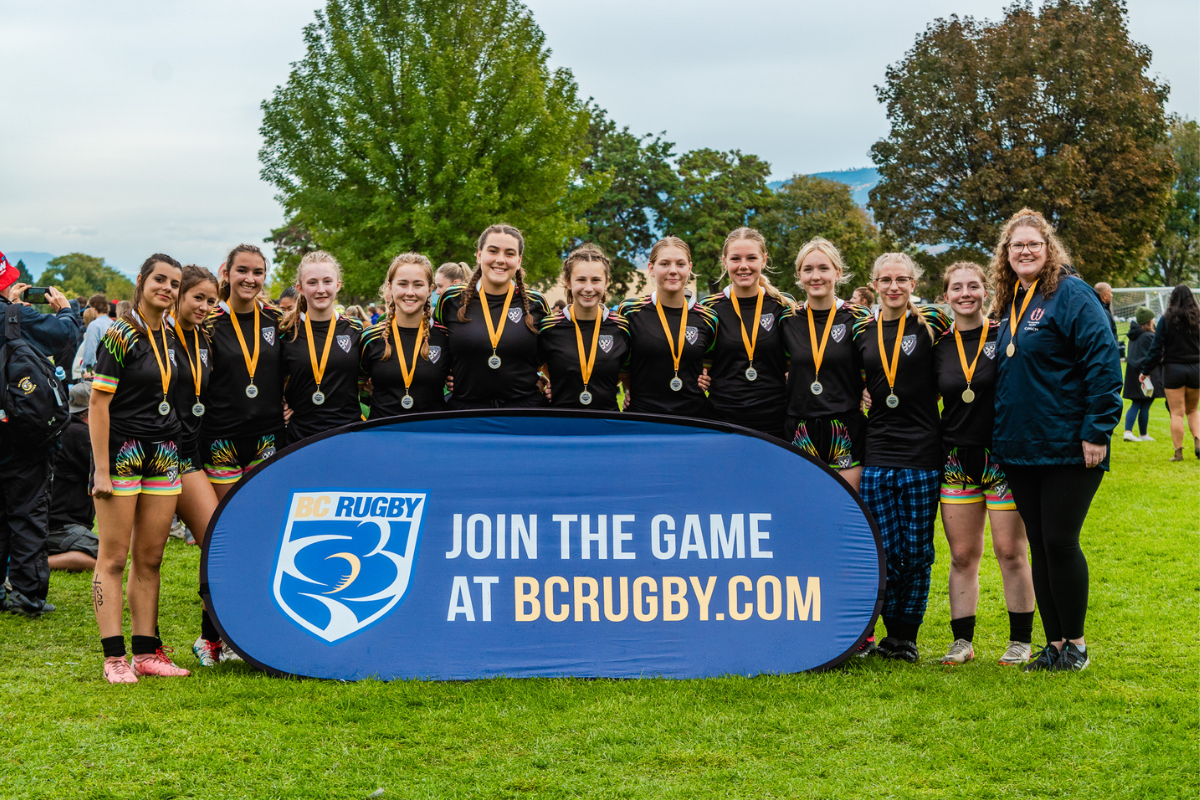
[618, 293, 718, 416]
[360, 320, 451, 417]
[201, 301, 285, 438]
[434, 283, 549, 406]
[92, 318, 181, 439]
[537, 306, 630, 411]
[854, 306, 952, 469]
[701, 288, 791, 420]
[168, 321, 213, 447]
[281, 313, 363, 442]
[933, 320, 999, 448]
[780, 299, 869, 418]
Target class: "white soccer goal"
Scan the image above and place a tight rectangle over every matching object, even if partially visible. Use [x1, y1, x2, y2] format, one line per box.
[1111, 286, 1200, 322]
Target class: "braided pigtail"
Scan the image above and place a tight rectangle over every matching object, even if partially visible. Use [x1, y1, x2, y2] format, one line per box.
[380, 290, 396, 361]
[456, 265, 485, 323]
[512, 267, 537, 332]
[906, 298, 936, 342]
[758, 275, 796, 312]
[419, 299, 432, 360]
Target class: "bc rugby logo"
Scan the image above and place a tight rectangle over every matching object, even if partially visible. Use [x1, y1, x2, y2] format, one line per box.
[272, 491, 426, 643]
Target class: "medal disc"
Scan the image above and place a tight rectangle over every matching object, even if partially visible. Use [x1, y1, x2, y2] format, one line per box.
[245, 383, 258, 399]
[745, 366, 758, 382]
[312, 391, 326, 406]
[192, 402, 206, 417]
[401, 394, 414, 409]
[579, 390, 593, 406]
[962, 388, 976, 404]
[1006, 342, 1016, 357]
[810, 380, 824, 396]
[488, 354, 502, 369]
[885, 393, 899, 409]
[669, 376, 683, 392]
[157, 400, 171, 416]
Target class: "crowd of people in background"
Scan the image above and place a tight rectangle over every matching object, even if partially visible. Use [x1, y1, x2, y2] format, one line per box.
[0, 208, 1197, 684]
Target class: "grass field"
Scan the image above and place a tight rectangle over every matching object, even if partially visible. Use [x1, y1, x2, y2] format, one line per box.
[2, 401, 1197, 800]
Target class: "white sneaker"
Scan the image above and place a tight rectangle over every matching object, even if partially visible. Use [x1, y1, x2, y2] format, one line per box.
[220, 641, 243, 662]
[939, 638, 975, 665]
[1122, 430, 1138, 442]
[193, 637, 222, 667]
[1139, 434, 1155, 442]
[998, 640, 1033, 665]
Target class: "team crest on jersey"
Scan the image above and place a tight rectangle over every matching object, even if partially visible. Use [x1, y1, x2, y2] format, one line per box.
[167, 349, 177, 367]
[508, 308, 523, 323]
[598, 335, 614, 353]
[685, 326, 699, 345]
[901, 334, 917, 355]
[428, 346, 441, 363]
[262, 327, 276, 346]
[831, 324, 846, 343]
[984, 341, 996, 359]
[337, 335, 352, 353]
[199, 349, 209, 367]
[760, 316, 774, 332]
[272, 491, 426, 644]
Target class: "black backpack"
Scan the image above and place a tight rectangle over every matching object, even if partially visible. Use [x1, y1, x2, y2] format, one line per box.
[0, 303, 70, 448]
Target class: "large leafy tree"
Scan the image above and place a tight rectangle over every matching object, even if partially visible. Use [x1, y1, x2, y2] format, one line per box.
[869, 0, 1175, 285]
[14, 260, 33, 286]
[1143, 116, 1199, 287]
[757, 175, 882, 297]
[658, 148, 773, 294]
[264, 217, 318, 297]
[259, 0, 605, 297]
[38, 253, 134, 300]
[573, 105, 675, 298]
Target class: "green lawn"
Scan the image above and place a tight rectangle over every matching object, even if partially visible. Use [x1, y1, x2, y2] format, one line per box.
[2, 401, 1197, 800]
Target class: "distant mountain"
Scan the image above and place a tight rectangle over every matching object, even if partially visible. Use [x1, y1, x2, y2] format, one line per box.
[769, 167, 881, 209]
[3, 251, 56, 278]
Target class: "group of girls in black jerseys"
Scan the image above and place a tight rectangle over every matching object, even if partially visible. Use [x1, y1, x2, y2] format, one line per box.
[89, 208, 1116, 681]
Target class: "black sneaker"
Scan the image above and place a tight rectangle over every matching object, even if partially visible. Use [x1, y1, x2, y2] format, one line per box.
[1056, 642, 1090, 672]
[876, 636, 899, 658]
[1023, 644, 1060, 672]
[6, 591, 55, 618]
[853, 635, 878, 658]
[885, 639, 919, 663]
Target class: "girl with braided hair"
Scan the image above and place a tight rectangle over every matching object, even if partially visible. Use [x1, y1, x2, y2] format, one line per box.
[360, 253, 451, 416]
[434, 224, 550, 409]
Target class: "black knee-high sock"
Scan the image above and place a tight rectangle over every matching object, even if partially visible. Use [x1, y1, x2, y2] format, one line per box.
[201, 608, 220, 642]
[1008, 611, 1034, 644]
[950, 615, 976, 642]
[101, 636, 126, 658]
[131, 635, 159, 656]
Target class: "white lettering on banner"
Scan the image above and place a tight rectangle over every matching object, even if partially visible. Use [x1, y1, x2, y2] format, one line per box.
[447, 514, 537, 559]
[680, 515, 707, 559]
[651, 514, 676, 559]
[448, 576, 474, 621]
[474, 576, 498, 621]
[750, 514, 773, 558]
[554, 514, 577, 559]
[612, 515, 635, 560]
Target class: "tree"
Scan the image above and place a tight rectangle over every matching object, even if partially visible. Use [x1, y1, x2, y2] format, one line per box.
[658, 148, 773, 294]
[869, 0, 1176, 285]
[573, 104, 675, 298]
[757, 175, 882, 297]
[14, 260, 33, 285]
[259, 0, 605, 297]
[38, 253, 134, 300]
[1143, 116, 1199, 287]
[264, 217, 319, 297]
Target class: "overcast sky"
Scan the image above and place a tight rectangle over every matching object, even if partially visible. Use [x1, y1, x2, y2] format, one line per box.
[2, 0, 1196, 275]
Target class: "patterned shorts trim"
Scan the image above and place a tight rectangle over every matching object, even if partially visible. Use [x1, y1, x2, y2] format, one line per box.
[940, 446, 1015, 511]
[202, 433, 280, 485]
[97, 436, 182, 497]
[787, 413, 866, 471]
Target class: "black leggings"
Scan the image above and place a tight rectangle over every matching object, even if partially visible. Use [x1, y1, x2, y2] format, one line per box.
[1004, 464, 1104, 642]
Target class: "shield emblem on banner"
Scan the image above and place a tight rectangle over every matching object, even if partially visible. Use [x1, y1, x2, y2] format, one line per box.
[901, 334, 917, 355]
[760, 316, 774, 332]
[685, 326, 698, 345]
[428, 346, 441, 363]
[984, 341, 996, 359]
[337, 335, 351, 353]
[263, 327, 276, 346]
[598, 335, 613, 353]
[831, 324, 846, 343]
[272, 491, 426, 643]
[508, 308, 523, 323]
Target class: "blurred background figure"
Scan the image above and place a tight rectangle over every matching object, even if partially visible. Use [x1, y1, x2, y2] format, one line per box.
[1122, 307, 1162, 442]
[47, 382, 99, 572]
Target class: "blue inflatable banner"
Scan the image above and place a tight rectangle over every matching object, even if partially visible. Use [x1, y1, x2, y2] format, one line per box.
[202, 412, 883, 680]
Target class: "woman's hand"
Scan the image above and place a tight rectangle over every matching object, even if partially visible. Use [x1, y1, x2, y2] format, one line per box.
[91, 473, 114, 500]
[861, 387, 872, 411]
[282, 399, 294, 423]
[697, 368, 711, 392]
[1082, 441, 1107, 468]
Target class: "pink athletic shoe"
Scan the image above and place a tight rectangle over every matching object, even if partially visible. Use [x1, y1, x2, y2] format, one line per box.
[103, 656, 138, 684]
[132, 647, 191, 678]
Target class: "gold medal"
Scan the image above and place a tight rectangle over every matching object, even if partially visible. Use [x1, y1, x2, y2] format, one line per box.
[655, 294, 689, 392]
[229, 303, 261, 398]
[479, 282, 515, 369]
[730, 288, 764, 382]
[304, 312, 337, 406]
[1006, 342, 1016, 358]
[953, 325, 988, 408]
[391, 316, 425, 408]
[962, 388, 976, 404]
[876, 311, 906, 410]
[1006, 279, 1039, 358]
[570, 304, 603, 408]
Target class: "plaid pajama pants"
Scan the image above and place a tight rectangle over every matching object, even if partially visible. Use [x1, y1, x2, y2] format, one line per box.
[860, 466, 941, 625]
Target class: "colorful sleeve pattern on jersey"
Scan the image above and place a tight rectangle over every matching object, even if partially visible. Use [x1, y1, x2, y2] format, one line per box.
[538, 308, 568, 333]
[434, 285, 466, 325]
[918, 304, 953, 337]
[693, 300, 719, 352]
[92, 319, 138, 393]
[525, 289, 551, 316]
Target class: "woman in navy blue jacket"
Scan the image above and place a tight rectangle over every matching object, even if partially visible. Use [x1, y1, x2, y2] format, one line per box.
[990, 209, 1122, 673]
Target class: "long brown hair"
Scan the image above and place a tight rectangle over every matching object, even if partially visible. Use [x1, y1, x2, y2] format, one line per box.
[379, 253, 434, 360]
[989, 209, 1071, 314]
[218, 244, 268, 302]
[561, 243, 611, 305]
[721, 227, 795, 310]
[127, 254, 183, 334]
[280, 250, 342, 340]
[457, 223, 537, 332]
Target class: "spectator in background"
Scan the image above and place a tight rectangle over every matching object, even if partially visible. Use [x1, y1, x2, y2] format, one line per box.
[851, 286, 875, 307]
[116, 300, 132, 319]
[1142, 285, 1200, 462]
[48, 382, 98, 572]
[79, 294, 113, 376]
[0, 279, 81, 616]
[1093, 282, 1122, 357]
[433, 262, 470, 310]
[1122, 307, 1162, 443]
[277, 285, 298, 314]
[367, 303, 380, 324]
[551, 299, 567, 313]
[344, 304, 372, 327]
[108, 300, 117, 319]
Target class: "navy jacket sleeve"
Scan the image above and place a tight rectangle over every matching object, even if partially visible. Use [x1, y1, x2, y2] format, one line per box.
[0, 301, 81, 359]
[1142, 316, 1169, 373]
[1071, 288, 1123, 444]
